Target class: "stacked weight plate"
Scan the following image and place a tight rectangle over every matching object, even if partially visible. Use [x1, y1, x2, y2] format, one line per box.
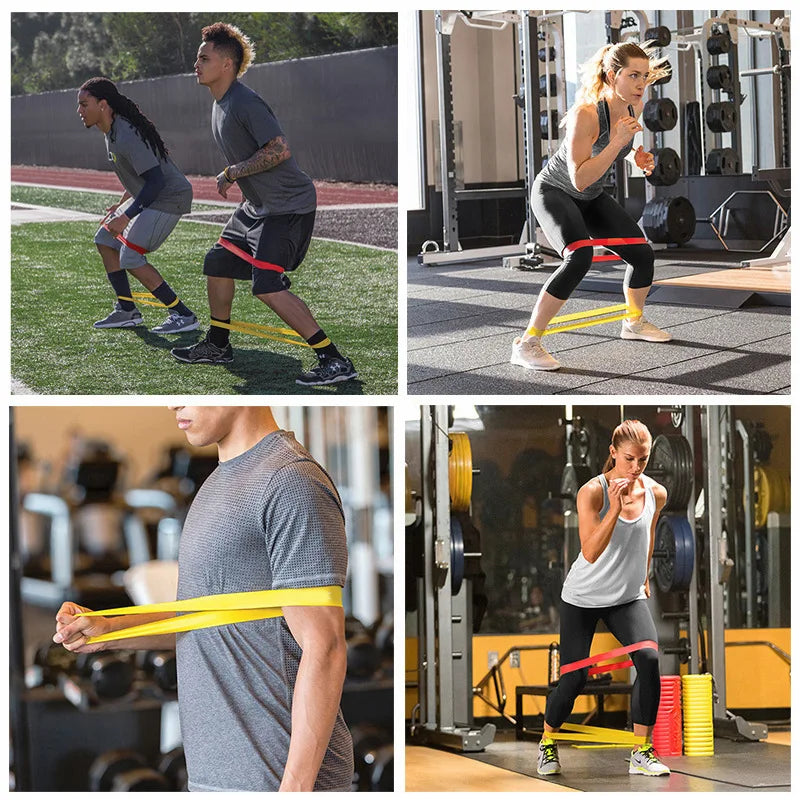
[652, 675, 683, 756]
[681, 673, 714, 755]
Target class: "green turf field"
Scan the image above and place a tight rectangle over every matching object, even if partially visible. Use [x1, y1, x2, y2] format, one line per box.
[11, 187, 397, 395]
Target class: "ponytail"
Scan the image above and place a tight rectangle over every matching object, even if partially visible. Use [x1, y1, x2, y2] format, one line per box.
[80, 77, 169, 161]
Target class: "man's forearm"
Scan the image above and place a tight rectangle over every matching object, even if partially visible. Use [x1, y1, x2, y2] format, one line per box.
[227, 136, 291, 181]
[280, 638, 347, 791]
[102, 612, 177, 652]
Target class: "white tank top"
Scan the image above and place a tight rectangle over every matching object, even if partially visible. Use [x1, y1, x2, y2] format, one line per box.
[561, 474, 655, 608]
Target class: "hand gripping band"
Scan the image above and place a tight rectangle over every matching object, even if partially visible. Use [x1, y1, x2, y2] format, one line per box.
[218, 237, 285, 272]
[102, 224, 149, 256]
[78, 585, 342, 644]
[562, 236, 648, 255]
[560, 640, 658, 677]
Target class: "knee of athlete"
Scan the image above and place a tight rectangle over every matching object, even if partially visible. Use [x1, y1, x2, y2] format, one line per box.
[119, 251, 146, 271]
[561, 667, 589, 696]
[633, 646, 660, 675]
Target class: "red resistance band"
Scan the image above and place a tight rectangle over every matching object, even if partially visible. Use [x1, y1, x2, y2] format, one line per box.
[102, 224, 149, 256]
[218, 238, 284, 272]
[563, 237, 648, 255]
[560, 640, 658, 677]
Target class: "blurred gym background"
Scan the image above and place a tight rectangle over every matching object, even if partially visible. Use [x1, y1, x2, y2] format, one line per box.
[10, 405, 394, 792]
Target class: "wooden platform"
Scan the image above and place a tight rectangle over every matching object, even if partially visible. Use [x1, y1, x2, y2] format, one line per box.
[655, 266, 790, 294]
[405, 745, 577, 792]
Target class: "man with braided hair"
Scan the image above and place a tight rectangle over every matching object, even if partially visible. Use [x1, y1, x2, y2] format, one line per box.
[78, 78, 198, 333]
[170, 23, 357, 386]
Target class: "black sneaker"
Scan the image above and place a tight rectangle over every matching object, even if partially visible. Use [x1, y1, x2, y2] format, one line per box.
[296, 356, 357, 386]
[171, 338, 233, 364]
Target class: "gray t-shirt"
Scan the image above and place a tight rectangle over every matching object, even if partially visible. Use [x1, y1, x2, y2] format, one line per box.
[176, 430, 353, 791]
[538, 99, 634, 200]
[105, 117, 193, 214]
[211, 80, 317, 217]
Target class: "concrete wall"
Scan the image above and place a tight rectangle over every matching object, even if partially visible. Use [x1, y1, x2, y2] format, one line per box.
[11, 46, 398, 184]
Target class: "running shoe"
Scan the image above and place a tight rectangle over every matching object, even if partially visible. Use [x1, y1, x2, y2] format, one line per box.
[151, 312, 200, 334]
[171, 337, 233, 364]
[629, 743, 670, 776]
[621, 316, 672, 342]
[510, 336, 561, 371]
[296, 356, 358, 386]
[93, 303, 144, 329]
[537, 736, 561, 776]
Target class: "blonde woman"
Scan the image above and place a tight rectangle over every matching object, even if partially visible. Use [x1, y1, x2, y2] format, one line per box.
[537, 420, 669, 778]
[511, 42, 673, 372]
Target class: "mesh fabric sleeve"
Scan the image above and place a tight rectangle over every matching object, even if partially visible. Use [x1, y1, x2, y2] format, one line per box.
[262, 460, 348, 590]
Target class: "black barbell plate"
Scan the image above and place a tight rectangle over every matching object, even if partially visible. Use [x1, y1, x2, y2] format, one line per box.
[111, 767, 171, 791]
[450, 516, 465, 595]
[707, 64, 733, 92]
[646, 148, 681, 187]
[643, 98, 678, 132]
[707, 102, 738, 133]
[707, 32, 732, 55]
[644, 25, 671, 48]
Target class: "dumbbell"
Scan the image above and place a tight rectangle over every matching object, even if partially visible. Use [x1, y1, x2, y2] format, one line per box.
[139, 650, 178, 693]
[76, 652, 135, 699]
[351, 725, 392, 791]
[89, 749, 170, 792]
[158, 747, 188, 791]
[27, 642, 77, 688]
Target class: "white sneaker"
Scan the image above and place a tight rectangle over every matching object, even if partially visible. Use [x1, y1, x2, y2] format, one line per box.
[621, 315, 672, 342]
[629, 744, 670, 776]
[510, 336, 561, 371]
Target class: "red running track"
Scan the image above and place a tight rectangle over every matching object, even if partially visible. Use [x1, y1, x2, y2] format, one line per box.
[11, 165, 397, 207]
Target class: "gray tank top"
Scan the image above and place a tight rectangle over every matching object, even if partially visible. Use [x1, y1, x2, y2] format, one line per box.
[561, 474, 655, 607]
[537, 99, 634, 200]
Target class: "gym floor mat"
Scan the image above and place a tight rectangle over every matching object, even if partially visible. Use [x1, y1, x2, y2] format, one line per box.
[407, 256, 790, 395]
[463, 736, 789, 792]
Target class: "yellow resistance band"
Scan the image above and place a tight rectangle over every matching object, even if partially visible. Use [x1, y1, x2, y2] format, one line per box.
[528, 304, 640, 337]
[126, 291, 179, 309]
[549, 722, 645, 746]
[78, 585, 342, 644]
[210, 319, 311, 349]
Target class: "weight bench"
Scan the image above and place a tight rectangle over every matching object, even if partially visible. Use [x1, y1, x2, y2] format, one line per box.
[515, 681, 633, 742]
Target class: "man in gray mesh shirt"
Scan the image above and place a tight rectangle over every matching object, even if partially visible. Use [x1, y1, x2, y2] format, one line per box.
[171, 22, 357, 387]
[54, 406, 353, 791]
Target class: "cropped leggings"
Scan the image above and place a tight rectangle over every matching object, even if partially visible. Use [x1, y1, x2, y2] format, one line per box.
[545, 598, 661, 728]
[531, 178, 654, 301]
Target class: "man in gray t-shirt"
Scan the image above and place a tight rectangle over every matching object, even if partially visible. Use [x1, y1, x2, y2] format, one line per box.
[78, 77, 198, 335]
[54, 406, 353, 791]
[170, 22, 357, 388]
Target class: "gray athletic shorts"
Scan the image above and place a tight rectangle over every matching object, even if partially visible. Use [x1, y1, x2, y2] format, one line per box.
[94, 199, 182, 269]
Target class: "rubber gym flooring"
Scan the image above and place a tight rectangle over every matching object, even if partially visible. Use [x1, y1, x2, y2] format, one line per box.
[406, 252, 790, 395]
[406, 730, 791, 792]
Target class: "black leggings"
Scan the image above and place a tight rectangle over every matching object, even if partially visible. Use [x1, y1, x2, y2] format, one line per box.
[531, 179, 654, 300]
[545, 598, 660, 728]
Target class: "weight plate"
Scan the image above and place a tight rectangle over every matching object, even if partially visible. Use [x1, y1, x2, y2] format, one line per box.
[450, 516, 465, 595]
[642, 197, 697, 245]
[646, 147, 681, 186]
[643, 98, 678, 132]
[654, 515, 694, 592]
[648, 434, 693, 511]
[644, 25, 671, 48]
[449, 432, 473, 512]
[706, 101, 738, 133]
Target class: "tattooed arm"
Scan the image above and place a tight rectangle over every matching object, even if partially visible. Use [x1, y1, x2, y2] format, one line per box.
[216, 136, 291, 198]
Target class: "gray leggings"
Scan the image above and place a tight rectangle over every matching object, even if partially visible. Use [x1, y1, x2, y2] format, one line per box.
[545, 598, 661, 728]
[532, 178, 654, 300]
